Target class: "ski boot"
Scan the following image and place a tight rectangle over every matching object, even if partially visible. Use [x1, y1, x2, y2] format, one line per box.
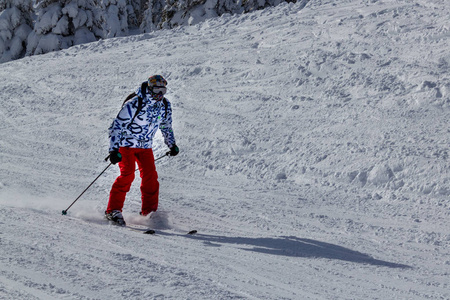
[105, 210, 126, 226]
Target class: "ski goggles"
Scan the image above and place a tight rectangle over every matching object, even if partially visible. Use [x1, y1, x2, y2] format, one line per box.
[151, 86, 167, 95]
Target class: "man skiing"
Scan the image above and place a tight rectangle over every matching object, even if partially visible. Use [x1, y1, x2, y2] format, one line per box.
[105, 75, 179, 226]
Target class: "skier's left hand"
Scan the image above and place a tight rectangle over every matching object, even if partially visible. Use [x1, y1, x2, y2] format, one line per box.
[169, 145, 179, 156]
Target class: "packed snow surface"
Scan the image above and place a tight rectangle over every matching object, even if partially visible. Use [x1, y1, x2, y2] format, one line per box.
[1, 0, 449, 299]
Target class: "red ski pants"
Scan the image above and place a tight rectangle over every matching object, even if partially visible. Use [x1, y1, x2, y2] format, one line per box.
[107, 147, 159, 215]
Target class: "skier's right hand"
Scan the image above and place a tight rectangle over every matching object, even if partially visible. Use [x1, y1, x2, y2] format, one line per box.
[109, 150, 122, 164]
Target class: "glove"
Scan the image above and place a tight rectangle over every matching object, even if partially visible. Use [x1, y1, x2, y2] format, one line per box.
[109, 150, 122, 164]
[169, 145, 179, 157]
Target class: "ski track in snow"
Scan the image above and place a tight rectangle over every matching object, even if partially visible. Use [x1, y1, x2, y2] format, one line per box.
[1, 0, 449, 299]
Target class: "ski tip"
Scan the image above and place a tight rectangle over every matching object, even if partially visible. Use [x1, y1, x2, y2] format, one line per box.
[144, 230, 156, 234]
[188, 230, 197, 235]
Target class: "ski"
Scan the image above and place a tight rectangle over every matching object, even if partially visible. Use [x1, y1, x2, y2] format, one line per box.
[63, 213, 196, 235]
[123, 224, 154, 234]
[139, 228, 198, 235]
[121, 223, 197, 235]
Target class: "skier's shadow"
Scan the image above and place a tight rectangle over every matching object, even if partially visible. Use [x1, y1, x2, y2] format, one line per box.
[187, 234, 411, 269]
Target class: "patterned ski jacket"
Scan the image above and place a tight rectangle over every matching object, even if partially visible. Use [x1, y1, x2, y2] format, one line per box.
[109, 86, 176, 152]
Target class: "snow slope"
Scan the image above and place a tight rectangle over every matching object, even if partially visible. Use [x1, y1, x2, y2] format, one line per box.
[1, 0, 449, 299]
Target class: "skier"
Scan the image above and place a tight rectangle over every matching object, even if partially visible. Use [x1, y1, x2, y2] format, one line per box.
[105, 75, 179, 225]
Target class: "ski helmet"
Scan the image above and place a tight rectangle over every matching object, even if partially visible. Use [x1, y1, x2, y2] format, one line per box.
[148, 74, 167, 90]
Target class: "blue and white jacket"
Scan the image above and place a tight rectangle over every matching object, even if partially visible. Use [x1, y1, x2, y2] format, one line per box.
[109, 86, 176, 152]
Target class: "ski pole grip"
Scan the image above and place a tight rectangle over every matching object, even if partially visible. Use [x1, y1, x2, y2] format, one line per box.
[105, 154, 110, 161]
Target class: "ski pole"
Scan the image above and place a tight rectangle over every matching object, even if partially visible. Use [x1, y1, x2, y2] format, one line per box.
[155, 151, 170, 161]
[134, 152, 170, 171]
[105, 151, 170, 162]
[62, 163, 112, 215]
